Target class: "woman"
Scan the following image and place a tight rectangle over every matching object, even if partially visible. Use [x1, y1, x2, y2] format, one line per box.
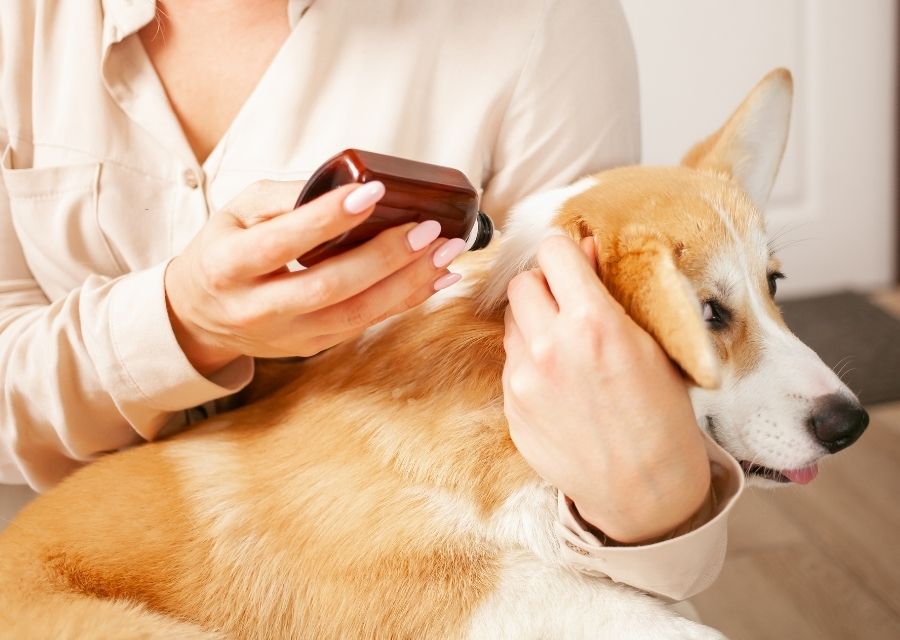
[0, 0, 741, 601]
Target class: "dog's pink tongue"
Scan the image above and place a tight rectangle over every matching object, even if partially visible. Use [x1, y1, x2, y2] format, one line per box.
[782, 464, 819, 484]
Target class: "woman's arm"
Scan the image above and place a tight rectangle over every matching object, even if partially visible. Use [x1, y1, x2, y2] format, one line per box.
[0, 161, 460, 490]
[0, 127, 258, 490]
[479, 0, 640, 223]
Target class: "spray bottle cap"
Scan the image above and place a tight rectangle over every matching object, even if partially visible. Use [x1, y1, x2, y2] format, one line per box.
[465, 211, 495, 250]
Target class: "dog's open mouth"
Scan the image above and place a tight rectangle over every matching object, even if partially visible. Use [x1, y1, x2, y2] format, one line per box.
[739, 461, 819, 484]
[705, 416, 821, 485]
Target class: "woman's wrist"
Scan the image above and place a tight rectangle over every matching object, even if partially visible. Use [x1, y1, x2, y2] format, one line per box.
[572, 433, 712, 544]
[164, 257, 241, 376]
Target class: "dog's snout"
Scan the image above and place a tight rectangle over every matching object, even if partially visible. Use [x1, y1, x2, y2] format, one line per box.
[807, 393, 869, 453]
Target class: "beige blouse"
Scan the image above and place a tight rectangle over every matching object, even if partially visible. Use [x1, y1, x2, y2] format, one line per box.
[0, 0, 743, 600]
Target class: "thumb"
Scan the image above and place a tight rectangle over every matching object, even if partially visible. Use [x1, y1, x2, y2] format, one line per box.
[220, 179, 308, 227]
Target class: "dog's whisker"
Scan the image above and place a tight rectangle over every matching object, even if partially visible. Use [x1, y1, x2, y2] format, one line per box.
[768, 236, 818, 254]
[767, 220, 819, 255]
[767, 220, 812, 247]
[831, 355, 857, 381]
[832, 355, 854, 371]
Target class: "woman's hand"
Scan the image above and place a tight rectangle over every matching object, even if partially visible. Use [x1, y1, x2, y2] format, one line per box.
[502, 235, 711, 544]
[165, 180, 465, 375]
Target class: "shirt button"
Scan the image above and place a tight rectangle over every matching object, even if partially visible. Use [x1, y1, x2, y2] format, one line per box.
[183, 169, 200, 189]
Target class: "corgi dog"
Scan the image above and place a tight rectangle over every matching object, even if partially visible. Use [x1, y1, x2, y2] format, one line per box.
[0, 68, 868, 639]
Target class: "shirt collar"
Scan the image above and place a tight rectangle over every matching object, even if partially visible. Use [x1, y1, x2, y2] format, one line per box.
[100, 0, 315, 46]
[100, 0, 157, 47]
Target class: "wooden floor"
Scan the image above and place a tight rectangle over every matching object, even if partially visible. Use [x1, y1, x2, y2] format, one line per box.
[691, 288, 900, 639]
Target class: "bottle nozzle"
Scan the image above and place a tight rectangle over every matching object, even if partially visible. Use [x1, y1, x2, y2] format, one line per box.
[466, 211, 494, 251]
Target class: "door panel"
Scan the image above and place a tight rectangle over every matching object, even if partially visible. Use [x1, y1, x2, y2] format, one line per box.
[620, 0, 897, 296]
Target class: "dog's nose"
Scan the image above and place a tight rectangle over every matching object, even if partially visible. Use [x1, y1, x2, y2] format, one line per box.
[807, 393, 869, 453]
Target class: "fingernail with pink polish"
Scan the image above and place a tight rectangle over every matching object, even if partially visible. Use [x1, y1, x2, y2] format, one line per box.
[407, 220, 441, 251]
[343, 181, 385, 214]
[433, 237, 467, 268]
[433, 272, 462, 291]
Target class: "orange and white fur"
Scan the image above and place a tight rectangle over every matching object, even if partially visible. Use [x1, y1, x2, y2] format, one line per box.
[0, 69, 868, 639]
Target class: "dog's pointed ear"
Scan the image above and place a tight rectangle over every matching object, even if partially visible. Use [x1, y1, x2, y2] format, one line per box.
[596, 230, 721, 389]
[682, 68, 793, 210]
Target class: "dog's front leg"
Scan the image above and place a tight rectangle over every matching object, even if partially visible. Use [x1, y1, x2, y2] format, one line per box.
[464, 555, 727, 640]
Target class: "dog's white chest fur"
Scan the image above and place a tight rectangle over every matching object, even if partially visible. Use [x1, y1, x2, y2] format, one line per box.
[462, 484, 724, 639]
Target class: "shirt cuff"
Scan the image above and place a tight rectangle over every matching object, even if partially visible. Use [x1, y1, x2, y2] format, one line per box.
[93, 261, 254, 439]
[555, 431, 744, 601]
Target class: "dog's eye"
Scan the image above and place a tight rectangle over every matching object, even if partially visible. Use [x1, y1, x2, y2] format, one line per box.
[767, 271, 785, 297]
[702, 300, 731, 330]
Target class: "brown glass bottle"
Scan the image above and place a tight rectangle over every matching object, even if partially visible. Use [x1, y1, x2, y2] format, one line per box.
[295, 149, 494, 266]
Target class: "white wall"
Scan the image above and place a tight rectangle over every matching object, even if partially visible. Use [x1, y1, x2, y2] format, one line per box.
[620, 0, 897, 297]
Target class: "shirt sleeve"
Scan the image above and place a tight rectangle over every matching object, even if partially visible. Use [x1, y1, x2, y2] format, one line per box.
[555, 432, 745, 601]
[0, 125, 254, 491]
[479, 0, 641, 224]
